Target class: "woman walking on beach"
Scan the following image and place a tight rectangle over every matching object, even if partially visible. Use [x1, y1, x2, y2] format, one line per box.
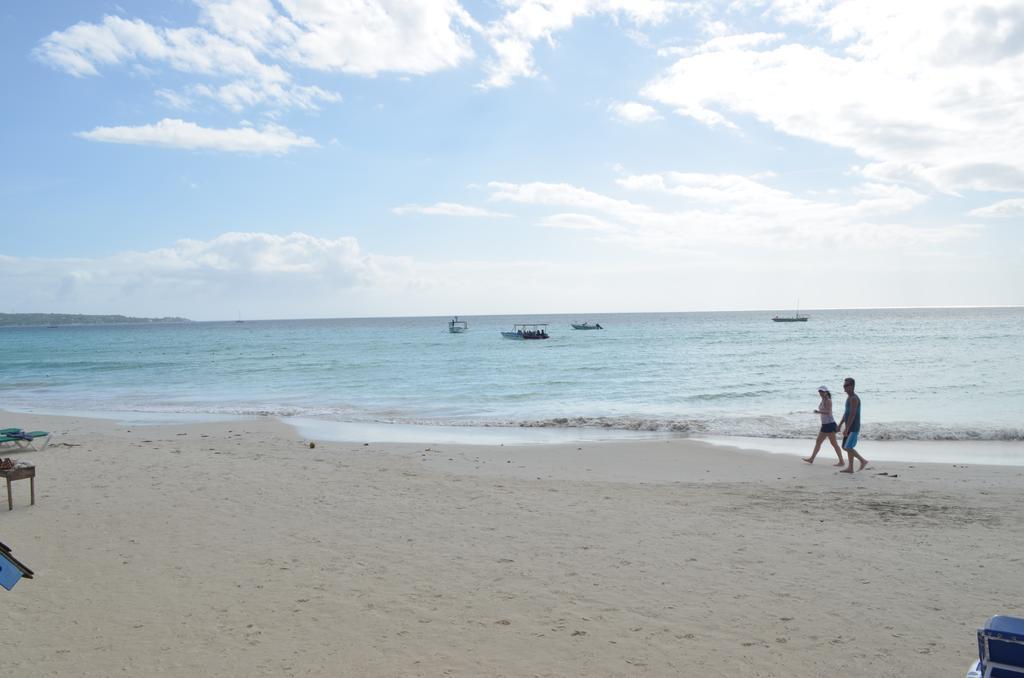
[803, 386, 845, 465]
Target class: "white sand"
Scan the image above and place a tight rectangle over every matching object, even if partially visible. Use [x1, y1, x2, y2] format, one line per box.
[2, 410, 1022, 677]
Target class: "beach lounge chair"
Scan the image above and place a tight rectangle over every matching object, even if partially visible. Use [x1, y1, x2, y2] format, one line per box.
[967, 615, 1024, 677]
[0, 429, 51, 452]
[0, 541, 34, 591]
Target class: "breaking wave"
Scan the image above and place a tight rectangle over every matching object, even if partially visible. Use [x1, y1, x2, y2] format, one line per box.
[7, 400, 1022, 442]
[192, 407, 1024, 441]
[475, 416, 1024, 442]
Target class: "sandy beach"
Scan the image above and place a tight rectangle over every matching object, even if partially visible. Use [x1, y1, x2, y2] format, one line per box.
[2, 410, 1022, 677]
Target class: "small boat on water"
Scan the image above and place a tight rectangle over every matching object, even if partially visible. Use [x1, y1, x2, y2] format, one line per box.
[501, 323, 549, 340]
[448, 316, 468, 333]
[773, 301, 808, 322]
[571, 322, 603, 330]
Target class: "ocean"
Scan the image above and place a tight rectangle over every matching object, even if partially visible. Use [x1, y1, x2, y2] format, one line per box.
[1, 308, 1021, 442]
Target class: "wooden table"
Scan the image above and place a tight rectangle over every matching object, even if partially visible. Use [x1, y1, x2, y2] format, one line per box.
[1, 466, 35, 510]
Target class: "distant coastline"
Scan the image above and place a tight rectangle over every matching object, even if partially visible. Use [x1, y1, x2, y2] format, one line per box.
[0, 313, 190, 327]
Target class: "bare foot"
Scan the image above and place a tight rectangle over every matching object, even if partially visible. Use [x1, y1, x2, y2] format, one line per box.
[840, 467, 854, 473]
[833, 461, 845, 466]
[802, 457, 814, 464]
[858, 459, 868, 471]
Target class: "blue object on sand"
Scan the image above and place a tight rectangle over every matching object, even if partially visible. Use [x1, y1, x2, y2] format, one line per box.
[971, 615, 1024, 677]
[0, 551, 23, 591]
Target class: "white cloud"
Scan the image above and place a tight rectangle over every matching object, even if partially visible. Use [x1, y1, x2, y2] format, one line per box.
[195, 0, 303, 51]
[657, 31, 785, 57]
[490, 173, 970, 250]
[190, 79, 340, 112]
[34, 1, 474, 114]
[0, 232, 420, 319]
[392, 202, 511, 218]
[43, 1, 480, 78]
[609, 100, 662, 123]
[273, 0, 479, 75]
[34, 11, 341, 117]
[35, 0, 694, 111]
[617, 171, 793, 204]
[76, 118, 318, 154]
[1, 226, 1013, 318]
[969, 198, 1024, 218]
[489, 180, 665, 226]
[160, 232, 399, 278]
[761, 0, 832, 25]
[35, 15, 287, 80]
[639, 1, 1024, 193]
[479, 0, 685, 88]
[156, 88, 194, 109]
[540, 213, 626, 232]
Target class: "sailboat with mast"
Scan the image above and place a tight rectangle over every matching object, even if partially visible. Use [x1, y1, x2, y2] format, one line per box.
[772, 301, 808, 322]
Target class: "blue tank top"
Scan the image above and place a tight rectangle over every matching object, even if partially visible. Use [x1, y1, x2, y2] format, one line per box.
[844, 397, 861, 432]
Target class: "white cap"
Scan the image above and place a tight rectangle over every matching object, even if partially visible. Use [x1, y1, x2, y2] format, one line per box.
[818, 385, 830, 393]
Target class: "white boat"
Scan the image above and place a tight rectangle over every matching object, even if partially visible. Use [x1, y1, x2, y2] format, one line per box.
[501, 323, 549, 340]
[448, 317, 468, 333]
[571, 322, 603, 330]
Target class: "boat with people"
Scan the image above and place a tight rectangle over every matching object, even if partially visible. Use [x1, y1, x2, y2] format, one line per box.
[501, 323, 549, 340]
[448, 316, 468, 333]
[571, 322, 603, 330]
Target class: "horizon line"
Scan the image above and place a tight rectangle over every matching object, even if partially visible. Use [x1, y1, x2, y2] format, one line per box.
[210, 304, 1024, 323]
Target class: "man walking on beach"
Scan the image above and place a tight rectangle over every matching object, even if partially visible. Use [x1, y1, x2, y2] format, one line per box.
[838, 377, 868, 473]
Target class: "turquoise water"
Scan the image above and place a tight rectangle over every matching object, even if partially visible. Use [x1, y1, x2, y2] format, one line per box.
[1, 308, 1021, 441]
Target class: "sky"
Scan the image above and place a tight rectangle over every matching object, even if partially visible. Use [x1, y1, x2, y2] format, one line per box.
[1, 0, 1022, 320]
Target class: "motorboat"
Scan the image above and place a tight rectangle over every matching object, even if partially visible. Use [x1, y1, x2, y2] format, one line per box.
[448, 316, 468, 333]
[571, 322, 603, 330]
[501, 323, 549, 340]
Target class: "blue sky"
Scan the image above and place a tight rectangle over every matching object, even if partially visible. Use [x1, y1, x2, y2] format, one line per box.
[2, 0, 1022, 320]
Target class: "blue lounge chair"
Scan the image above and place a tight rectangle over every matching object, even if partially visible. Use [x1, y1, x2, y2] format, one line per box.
[968, 616, 1024, 677]
[0, 541, 34, 591]
[0, 429, 51, 452]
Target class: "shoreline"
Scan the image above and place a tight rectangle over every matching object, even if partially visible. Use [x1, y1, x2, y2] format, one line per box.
[5, 406, 1022, 467]
[2, 409, 1022, 676]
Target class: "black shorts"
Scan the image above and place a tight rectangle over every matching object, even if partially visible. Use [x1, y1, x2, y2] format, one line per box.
[820, 422, 838, 434]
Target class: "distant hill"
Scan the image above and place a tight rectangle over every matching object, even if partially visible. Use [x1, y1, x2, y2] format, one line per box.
[0, 313, 191, 327]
